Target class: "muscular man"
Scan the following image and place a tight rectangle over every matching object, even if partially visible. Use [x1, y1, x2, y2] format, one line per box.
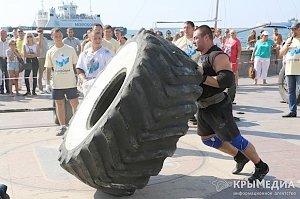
[193, 25, 269, 182]
[76, 31, 114, 96]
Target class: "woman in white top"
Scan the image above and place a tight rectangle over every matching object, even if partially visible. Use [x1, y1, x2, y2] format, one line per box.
[22, 33, 40, 96]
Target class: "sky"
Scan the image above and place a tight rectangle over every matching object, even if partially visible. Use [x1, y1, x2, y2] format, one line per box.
[0, 0, 300, 30]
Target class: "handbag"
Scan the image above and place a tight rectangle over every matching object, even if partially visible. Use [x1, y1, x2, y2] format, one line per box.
[17, 57, 25, 73]
[248, 64, 255, 79]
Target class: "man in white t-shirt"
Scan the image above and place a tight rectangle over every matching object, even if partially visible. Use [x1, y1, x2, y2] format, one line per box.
[45, 28, 79, 136]
[174, 21, 199, 62]
[76, 31, 114, 96]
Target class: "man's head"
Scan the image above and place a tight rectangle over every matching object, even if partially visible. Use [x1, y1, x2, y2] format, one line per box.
[291, 22, 300, 37]
[0, 29, 7, 40]
[66, 27, 74, 38]
[193, 25, 214, 53]
[90, 31, 102, 47]
[103, 25, 113, 39]
[51, 28, 64, 44]
[92, 23, 103, 35]
[17, 28, 24, 39]
[36, 27, 44, 34]
[114, 28, 122, 40]
[183, 21, 195, 38]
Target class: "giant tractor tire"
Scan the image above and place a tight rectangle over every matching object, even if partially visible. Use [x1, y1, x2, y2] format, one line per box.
[278, 65, 300, 104]
[58, 30, 203, 196]
[53, 100, 73, 125]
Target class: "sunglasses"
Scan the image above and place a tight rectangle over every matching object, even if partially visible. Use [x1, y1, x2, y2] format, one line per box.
[27, 36, 33, 38]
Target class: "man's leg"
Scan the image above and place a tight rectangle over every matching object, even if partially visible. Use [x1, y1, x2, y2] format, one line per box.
[37, 58, 45, 92]
[69, 98, 79, 114]
[201, 134, 249, 174]
[55, 99, 66, 126]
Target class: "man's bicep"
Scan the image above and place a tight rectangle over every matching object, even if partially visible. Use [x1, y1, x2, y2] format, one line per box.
[213, 54, 232, 72]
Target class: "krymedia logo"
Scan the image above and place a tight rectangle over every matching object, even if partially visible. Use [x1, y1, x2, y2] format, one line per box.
[212, 179, 296, 196]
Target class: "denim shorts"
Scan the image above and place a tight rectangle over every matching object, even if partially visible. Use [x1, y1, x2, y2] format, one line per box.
[52, 87, 78, 100]
[7, 62, 19, 71]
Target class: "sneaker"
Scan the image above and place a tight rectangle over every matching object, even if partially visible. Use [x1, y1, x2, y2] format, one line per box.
[23, 92, 31, 96]
[56, 126, 67, 136]
[32, 91, 37, 96]
[248, 163, 269, 182]
[232, 152, 249, 174]
[282, 112, 297, 118]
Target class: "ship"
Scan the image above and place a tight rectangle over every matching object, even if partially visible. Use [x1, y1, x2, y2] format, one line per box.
[6, 1, 127, 39]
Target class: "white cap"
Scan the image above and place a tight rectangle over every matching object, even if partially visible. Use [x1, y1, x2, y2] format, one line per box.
[261, 31, 269, 36]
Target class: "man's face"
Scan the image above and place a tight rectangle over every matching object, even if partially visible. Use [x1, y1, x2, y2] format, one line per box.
[104, 28, 113, 38]
[114, 30, 121, 39]
[0, 30, 7, 39]
[193, 29, 205, 52]
[67, 29, 74, 37]
[91, 33, 102, 47]
[17, 29, 24, 39]
[184, 23, 194, 37]
[292, 27, 300, 37]
[52, 31, 63, 43]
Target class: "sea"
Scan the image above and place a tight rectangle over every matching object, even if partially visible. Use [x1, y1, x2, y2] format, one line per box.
[126, 27, 291, 48]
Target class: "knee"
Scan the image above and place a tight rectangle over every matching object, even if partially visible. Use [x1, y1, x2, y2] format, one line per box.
[202, 135, 223, 149]
[230, 134, 249, 151]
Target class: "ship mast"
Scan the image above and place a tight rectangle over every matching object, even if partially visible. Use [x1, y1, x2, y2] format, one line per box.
[89, 0, 93, 15]
[214, 0, 219, 29]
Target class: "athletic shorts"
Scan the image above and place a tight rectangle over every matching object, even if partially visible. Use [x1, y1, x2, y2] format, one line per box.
[197, 94, 240, 141]
[52, 87, 78, 100]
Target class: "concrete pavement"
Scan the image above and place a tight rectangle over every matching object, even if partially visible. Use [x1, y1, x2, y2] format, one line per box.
[0, 76, 299, 199]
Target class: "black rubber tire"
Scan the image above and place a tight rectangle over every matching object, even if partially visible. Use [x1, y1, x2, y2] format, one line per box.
[53, 100, 73, 125]
[58, 30, 203, 196]
[278, 65, 300, 104]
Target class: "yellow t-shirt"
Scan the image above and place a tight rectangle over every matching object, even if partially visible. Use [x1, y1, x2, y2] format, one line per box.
[285, 38, 300, 75]
[45, 45, 78, 89]
[174, 35, 199, 62]
[16, 38, 24, 55]
[104, 38, 120, 53]
[83, 40, 114, 53]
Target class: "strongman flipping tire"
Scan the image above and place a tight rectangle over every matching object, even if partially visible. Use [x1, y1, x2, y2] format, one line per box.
[193, 25, 269, 182]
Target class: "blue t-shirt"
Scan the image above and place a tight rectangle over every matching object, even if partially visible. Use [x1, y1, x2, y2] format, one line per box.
[254, 39, 274, 58]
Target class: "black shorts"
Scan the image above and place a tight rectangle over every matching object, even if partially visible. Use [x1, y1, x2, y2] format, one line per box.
[52, 87, 78, 100]
[197, 94, 240, 141]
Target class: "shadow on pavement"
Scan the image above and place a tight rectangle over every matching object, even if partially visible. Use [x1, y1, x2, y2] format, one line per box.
[234, 105, 283, 114]
[243, 130, 300, 141]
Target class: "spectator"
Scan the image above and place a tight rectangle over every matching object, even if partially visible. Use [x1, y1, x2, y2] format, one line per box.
[45, 28, 79, 136]
[22, 32, 40, 96]
[63, 27, 81, 55]
[273, 28, 283, 47]
[172, 32, 181, 43]
[247, 30, 257, 50]
[114, 28, 122, 41]
[222, 28, 230, 47]
[280, 22, 300, 117]
[165, 30, 173, 42]
[174, 21, 199, 61]
[36, 27, 49, 93]
[6, 39, 22, 96]
[223, 29, 242, 85]
[76, 31, 114, 96]
[251, 31, 276, 85]
[103, 25, 120, 53]
[81, 29, 92, 52]
[0, 29, 9, 94]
